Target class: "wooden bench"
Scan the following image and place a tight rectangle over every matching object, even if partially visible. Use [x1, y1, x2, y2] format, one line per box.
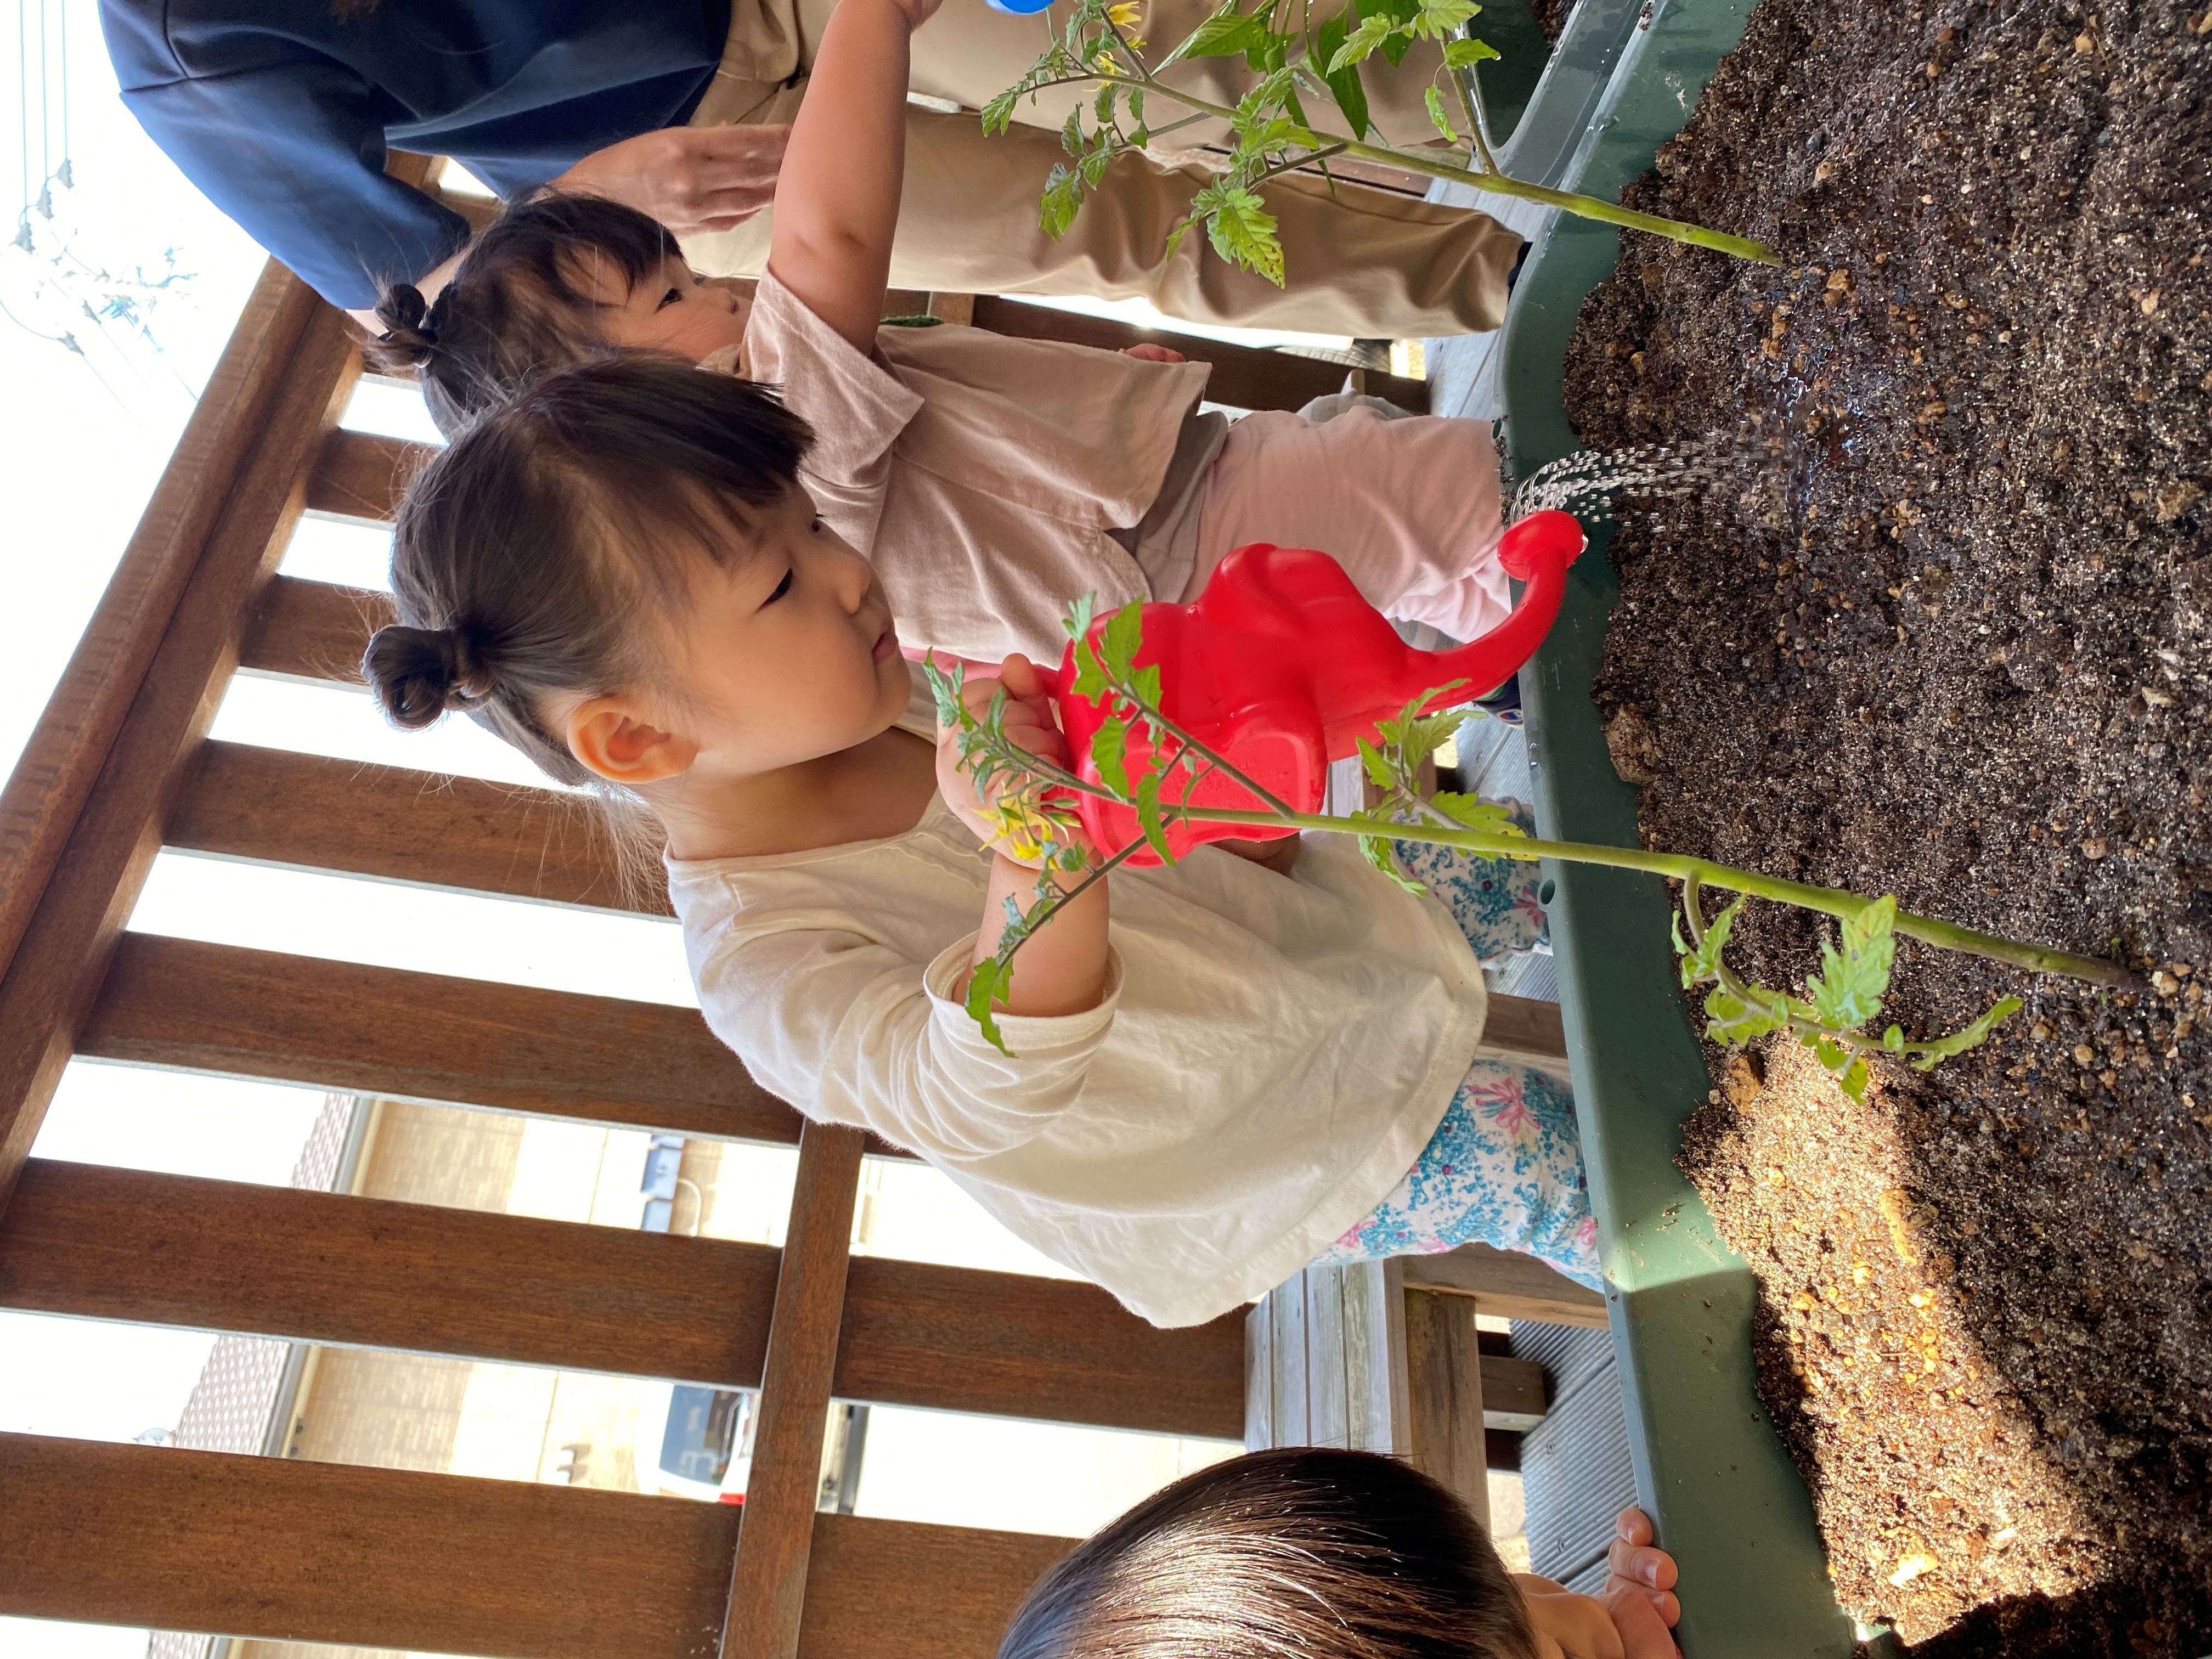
[1246, 1248, 1604, 1532]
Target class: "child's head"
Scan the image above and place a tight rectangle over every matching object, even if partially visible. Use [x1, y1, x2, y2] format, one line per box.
[367, 192, 751, 432]
[362, 355, 909, 809]
[1000, 1447, 1542, 1659]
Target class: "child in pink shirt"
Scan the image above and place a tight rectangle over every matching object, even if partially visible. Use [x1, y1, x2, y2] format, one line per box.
[371, 4, 1510, 668]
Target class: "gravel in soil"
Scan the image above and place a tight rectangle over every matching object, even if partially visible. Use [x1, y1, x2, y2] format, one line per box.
[1556, 0, 2212, 1652]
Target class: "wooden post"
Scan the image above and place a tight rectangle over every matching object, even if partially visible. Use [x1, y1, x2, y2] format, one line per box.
[1403, 1288, 1492, 1532]
[0, 271, 358, 1212]
[720, 1120, 866, 1659]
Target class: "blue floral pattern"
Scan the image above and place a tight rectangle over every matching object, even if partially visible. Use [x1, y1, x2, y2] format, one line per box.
[1310, 806, 1602, 1290]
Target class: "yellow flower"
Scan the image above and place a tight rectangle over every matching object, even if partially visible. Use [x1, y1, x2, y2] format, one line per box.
[990, 790, 1076, 864]
[1105, 2, 1142, 26]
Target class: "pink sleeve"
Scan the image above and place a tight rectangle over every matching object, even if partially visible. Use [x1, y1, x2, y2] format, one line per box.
[741, 270, 924, 489]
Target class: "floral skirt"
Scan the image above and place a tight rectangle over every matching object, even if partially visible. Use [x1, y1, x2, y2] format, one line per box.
[1308, 825, 1603, 1291]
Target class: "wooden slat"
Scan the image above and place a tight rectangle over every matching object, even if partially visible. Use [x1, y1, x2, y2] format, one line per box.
[798, 1511, 1069, 1659]
[723, 1121, 866, 1659]
[0, 1158, 1243, 1437]
[238, 574, 392, 685]
[970, 295, 1430, 414]
[839, 1252, 1244, 1441]
[0, 276, 360, 1215]
[1398, 1240, 1609, 1328]
[0, 1434, 1064, 1659]
[1243, 1296, 1273, 1451]
[306, 427, 428, 523]
[1478, 1355, 1548, 1431]
[1267, 1278, 1309, 1448]
[1338, 1258, 1396, 1454]
[80, 933, 801, 1145]
[171, 740, 654, 915]
[1304, 1265, 1351, 1450]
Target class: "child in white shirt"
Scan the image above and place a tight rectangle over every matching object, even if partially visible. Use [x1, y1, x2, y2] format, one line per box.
[365, 347, 1596, 1326]
[361, 0, 1595, 1329]
[368, 0, 1513, 667]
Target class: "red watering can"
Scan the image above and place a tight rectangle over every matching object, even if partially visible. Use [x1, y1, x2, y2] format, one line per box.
[1044, 509, 1587, 865]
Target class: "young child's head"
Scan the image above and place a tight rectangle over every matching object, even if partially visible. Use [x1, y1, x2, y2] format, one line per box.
[367, 193, 751, 432]
[362, 356, 909, 811]
[1000, 1447, 1542, 1659]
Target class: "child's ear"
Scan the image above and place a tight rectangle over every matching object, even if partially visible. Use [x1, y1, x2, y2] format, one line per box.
[563, 695, 697, 787]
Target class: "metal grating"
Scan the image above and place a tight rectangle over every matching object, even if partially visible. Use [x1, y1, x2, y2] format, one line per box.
[1514, 1320, 1636, 1587]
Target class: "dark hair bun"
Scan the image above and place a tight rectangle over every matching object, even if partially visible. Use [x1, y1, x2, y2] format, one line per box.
[362, 623, 492, 729]
[368, 283, 441, 372]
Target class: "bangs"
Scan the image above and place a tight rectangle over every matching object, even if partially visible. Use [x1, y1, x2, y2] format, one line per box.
[505, 193, 676, 316]
[496, 353, 816, 597]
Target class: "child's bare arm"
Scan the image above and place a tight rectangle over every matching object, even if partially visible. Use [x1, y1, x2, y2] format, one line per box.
[768, 0, 941, 351]
[939, 656, 1113, 1021]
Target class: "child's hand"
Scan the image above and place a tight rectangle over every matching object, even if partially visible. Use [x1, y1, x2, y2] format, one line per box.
[1216, 834, 1301, 874]
[1604, 1508, 1681, 1630]
[1122, 343, 1188, 363]
[938, 654, 1090, 868]
[1514, 1565, 1680, 1659]
[888, 0, 945, 23]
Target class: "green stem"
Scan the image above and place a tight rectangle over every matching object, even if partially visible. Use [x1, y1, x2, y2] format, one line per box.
[1080, 72, 1780, 264]
[1451, 64, 1496, 173]
[1175, 805, 2137, 988]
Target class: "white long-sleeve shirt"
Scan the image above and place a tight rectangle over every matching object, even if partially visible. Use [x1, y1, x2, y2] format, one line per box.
[665, 685, 1491, 1328]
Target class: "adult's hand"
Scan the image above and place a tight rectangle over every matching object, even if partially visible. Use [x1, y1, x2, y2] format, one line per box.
[551, 125, 793, 235]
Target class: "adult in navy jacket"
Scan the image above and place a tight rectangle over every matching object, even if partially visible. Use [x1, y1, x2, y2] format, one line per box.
[99, 0, 1523, 337]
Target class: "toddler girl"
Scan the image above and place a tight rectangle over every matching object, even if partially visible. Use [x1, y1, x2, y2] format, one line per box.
[364, 346, 1596, 1328]
[1002, 1449, 1682, 1659]
[367, 0, 1512, 669]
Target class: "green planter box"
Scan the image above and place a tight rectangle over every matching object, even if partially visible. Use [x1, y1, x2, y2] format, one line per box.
[1494, 2, 1857, 1653]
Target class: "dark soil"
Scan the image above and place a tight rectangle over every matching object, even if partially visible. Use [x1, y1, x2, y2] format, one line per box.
[1558, 0, 2212, 1652]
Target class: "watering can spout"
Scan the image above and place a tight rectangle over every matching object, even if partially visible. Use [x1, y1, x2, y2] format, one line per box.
[1418, 510, 1589, 705]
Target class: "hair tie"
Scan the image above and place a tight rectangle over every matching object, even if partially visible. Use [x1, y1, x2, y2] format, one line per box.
[371, 282, 443, 365]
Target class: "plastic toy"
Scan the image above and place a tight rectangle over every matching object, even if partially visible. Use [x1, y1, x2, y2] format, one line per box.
[983, 0, 1056, 14]
[1045, 509, 1587, 864]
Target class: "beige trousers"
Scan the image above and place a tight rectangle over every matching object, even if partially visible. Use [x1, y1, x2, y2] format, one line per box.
[680, 0, 1522, 336]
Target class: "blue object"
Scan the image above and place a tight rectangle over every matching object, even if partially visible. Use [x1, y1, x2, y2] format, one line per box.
[985, 0, 1057, 13]
[641, 1143, 684, 1200]
[659, 1385, 745, 1485]
[98, 0, 733, 309]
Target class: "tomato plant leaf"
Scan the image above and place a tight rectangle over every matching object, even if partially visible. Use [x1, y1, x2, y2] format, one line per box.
[1424, 83, 1459, 142]
[1441, 36, 1499, 66]
[1909, 996, 2025, 1071]
[1195, 181, 1285, 285]
[1091, 712, 1133, 799]
[1314, 3, 1374, 136]
[1806, 895, 1897, 1031]
[1325, 9, 1399, 72]
[1135, 771, 1176, 862]
[966, 956, 1014, 1056]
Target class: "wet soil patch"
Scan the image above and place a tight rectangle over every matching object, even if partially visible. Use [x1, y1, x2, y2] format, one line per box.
[1558, 0, 2212, 1651]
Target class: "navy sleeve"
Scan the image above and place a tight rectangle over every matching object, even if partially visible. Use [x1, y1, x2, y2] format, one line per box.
[121, 58, 474, 311]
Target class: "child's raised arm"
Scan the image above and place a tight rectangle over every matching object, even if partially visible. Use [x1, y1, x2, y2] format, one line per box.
[767, 0, 941, 351]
